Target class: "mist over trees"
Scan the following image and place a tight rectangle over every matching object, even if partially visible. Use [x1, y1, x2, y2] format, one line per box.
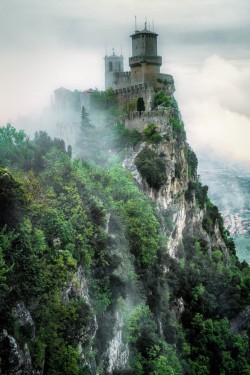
[0, 94, 249, 374]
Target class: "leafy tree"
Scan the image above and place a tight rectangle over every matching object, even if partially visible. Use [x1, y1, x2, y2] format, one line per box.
[0, 123, 33, 170]
[188, 313, 249, 375]
[80, 106, 92, 129]
[0, 168, 26, 228]
[135, 148, 166, 189]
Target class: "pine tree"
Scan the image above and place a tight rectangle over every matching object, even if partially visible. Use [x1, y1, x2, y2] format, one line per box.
[80, 106, 92, 129]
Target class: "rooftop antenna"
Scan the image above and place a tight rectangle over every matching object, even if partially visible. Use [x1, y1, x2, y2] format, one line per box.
[135, 15, 137, 31]
[145, 17, 147, 29]
[105, 43, 107, 56]
[148, 21, 151, 31]
[152, 19, 154, 32]
[120, 44, 123, 56]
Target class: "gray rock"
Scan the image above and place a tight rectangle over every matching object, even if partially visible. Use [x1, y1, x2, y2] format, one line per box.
[12, 301, 35, 339]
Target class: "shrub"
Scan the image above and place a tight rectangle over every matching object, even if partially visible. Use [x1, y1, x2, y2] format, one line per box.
[154, 91, 171, 108]
[143, 124, 163, 144]
[186, 147, 198, 178]
[169, 117, 185, 137]
[135, 148, 166, 189]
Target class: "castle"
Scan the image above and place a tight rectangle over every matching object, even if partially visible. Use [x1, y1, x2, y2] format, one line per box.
[53, 23, 175, 114]
[104, 23, 175, 111]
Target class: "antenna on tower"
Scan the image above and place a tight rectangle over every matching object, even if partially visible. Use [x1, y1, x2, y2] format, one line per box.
[135, 15, 137, 31]
[145, 17, 147, 29]
[152, 19, 155, 32]
[105, 43, 107, 56]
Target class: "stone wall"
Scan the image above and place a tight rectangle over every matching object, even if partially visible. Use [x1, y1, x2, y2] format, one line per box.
[115, 82, 155, 111]
[115, 76, 175, 113]
[125, 109, 172, 132]
[112, 71, 131, 90]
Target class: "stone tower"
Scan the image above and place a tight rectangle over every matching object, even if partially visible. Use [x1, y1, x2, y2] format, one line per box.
[129, 23, 162, 85]
[104, 51, 124, 89]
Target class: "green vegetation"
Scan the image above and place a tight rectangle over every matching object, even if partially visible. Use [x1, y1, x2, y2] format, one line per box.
[90, 88, 119, 116]
[169, 117, 185, 137]
[0, 122, 249, 374]
[154, 91, 171, 108]
[185, 181, 208, 209]
[111, 123, 142, 149]
[124, 304, 182, 374]
[135, 148, 166, 189]
[143, 124, 163, 144]
[186, 147, 198, 178]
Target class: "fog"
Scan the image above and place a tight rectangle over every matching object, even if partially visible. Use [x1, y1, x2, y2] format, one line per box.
[172, 56, 250, 164]
[0, 0, 250, 164]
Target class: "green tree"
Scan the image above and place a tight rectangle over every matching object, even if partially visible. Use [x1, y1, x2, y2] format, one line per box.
[137, 97, 145, 114]
[135, 148, 166, 190]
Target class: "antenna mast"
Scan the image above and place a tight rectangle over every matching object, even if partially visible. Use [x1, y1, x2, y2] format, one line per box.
[135, 15, 137, 31]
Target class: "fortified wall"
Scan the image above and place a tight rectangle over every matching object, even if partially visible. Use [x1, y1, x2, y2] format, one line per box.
[114, 74, 175, 112]
[124, 106, 180, 133]
[53, 25, 175, 123]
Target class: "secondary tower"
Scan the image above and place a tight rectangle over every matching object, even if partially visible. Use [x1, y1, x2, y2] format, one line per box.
[104, 50, 124, 90]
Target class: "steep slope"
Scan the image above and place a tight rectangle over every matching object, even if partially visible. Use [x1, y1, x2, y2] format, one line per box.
[0, 104, 249, 375]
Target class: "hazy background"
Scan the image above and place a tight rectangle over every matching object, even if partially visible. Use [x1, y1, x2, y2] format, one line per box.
[0, 0, 250, 164]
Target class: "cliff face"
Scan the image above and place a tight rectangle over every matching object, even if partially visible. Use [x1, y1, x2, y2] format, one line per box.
[0, 104, 249, 374]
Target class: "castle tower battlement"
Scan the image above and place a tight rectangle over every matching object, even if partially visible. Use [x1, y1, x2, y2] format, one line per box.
[129, 26, 162, 86]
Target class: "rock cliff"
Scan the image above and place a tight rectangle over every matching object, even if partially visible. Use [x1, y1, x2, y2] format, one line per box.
[0, 100, 249, 374]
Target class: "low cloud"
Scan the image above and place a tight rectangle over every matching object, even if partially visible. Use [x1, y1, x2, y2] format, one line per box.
[173, 55, 250, 164]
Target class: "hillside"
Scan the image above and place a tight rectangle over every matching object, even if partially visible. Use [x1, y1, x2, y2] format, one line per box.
[0, 93, 249, 374]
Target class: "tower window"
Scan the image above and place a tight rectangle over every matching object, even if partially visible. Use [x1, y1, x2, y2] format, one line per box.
[109, 61, 113, 71]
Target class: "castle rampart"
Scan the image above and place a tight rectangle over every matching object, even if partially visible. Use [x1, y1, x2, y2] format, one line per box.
[124, 109, 171, 133]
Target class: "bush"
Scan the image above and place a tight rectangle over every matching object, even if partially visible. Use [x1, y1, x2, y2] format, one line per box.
[185, 181, 208, 209]
[169, 117, 185, 137]
[186, 147, 198, 178]
[154, 91, 171, 108]
[135, 148, 166, 190]
[143, 124, 163, 144]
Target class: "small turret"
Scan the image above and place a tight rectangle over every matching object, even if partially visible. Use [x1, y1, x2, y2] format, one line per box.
[104, 50, 124, 89]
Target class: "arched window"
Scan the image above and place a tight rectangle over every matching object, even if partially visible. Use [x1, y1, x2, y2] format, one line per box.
[109, 61, 113, 71]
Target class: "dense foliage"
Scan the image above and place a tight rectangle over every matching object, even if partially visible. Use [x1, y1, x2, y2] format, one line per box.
[135, 148, 166, 189]
[0, 123, 249, 374]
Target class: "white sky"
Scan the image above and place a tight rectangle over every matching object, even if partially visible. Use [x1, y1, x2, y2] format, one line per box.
[0, 0, 250, 162]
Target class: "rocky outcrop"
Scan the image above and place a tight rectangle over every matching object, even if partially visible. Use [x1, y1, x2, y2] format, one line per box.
[0, 330, 40, 375]
[106, 312, 129, 374]
[123, 108, 228, 260]
[12, 302, 35, 340]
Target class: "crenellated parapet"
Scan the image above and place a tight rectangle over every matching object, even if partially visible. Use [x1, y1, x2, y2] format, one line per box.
[129, 55, 162, 67]
[124, 108, 173, 132]
[114, 82, 153, 95]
